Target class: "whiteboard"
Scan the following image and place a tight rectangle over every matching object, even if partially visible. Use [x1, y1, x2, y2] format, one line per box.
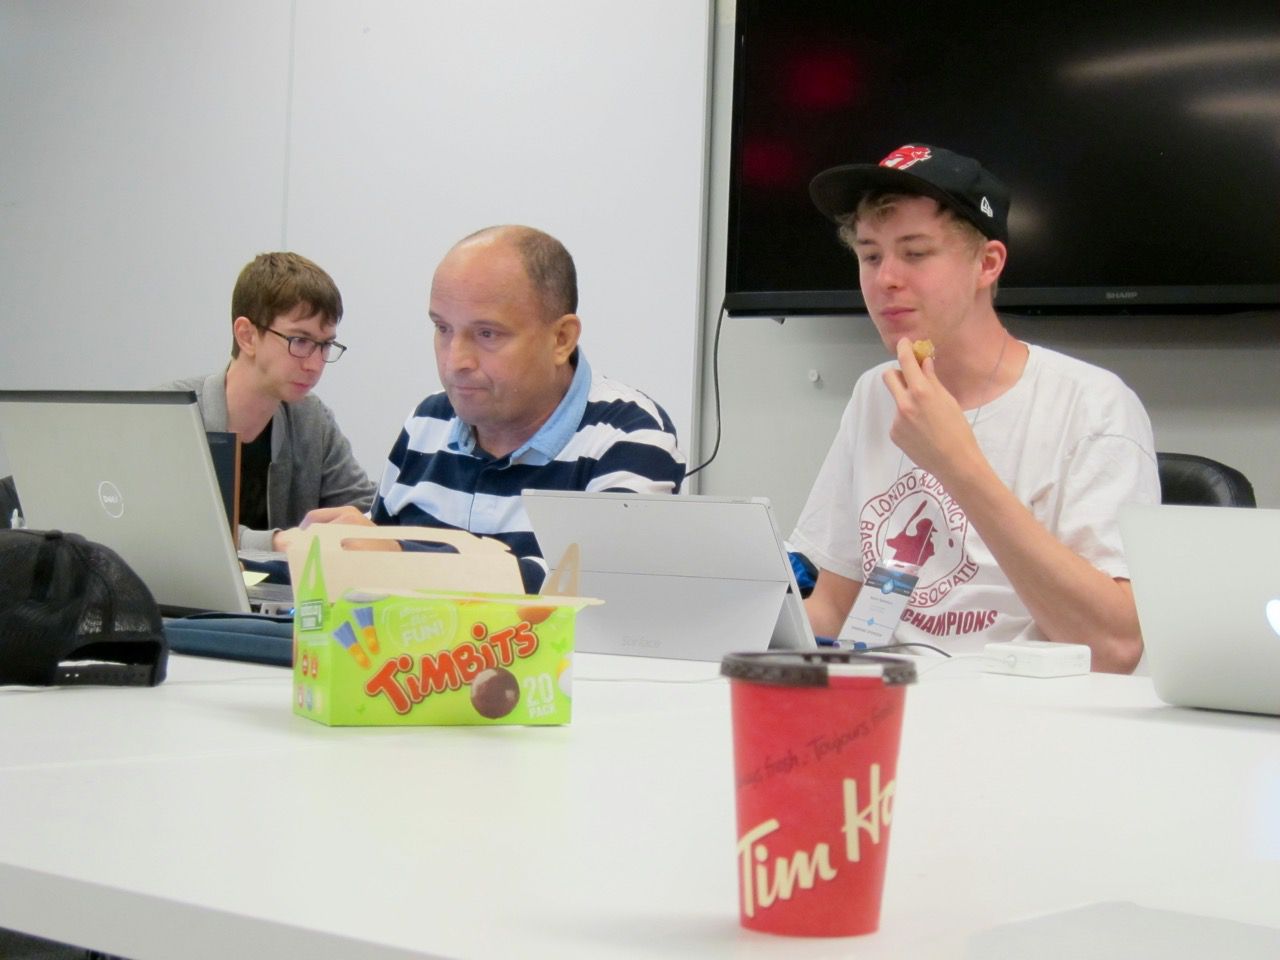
[0, 0, 711, 480]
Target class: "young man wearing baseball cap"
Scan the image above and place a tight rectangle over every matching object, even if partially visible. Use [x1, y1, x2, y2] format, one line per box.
[791, 144, 1160, 672]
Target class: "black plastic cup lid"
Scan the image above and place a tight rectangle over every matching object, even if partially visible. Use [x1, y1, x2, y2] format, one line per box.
[720, 650, 917, 687]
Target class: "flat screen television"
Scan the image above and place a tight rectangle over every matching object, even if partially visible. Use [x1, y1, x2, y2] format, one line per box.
[725, 0, 1280, 317]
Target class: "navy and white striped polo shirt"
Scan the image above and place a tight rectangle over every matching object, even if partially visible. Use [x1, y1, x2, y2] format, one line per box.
[370, 352, 685, 589]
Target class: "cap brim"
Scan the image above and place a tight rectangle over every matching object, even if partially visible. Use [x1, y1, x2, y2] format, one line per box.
[809, 163, 959, 223]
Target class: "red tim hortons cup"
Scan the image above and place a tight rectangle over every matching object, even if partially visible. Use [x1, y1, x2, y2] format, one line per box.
[721, 651, 916, 937]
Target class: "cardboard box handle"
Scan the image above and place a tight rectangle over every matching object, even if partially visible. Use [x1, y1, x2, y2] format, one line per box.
[542, 542, 581, 597]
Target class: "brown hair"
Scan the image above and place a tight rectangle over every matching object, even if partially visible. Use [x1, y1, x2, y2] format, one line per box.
[230, 252, 343, 358]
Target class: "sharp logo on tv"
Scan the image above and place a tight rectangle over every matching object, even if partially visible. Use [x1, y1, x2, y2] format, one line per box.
[97, 480, 125, 518]
[1105, 291, 1140, 300]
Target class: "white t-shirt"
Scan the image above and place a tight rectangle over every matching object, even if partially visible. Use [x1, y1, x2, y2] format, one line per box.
[791, 344, 1161, 654]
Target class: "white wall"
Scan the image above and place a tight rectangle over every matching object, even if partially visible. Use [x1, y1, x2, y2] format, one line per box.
[694, 0, 1280, 529]
[2, 0, 1276, 522]
[0, 0, 711, 480]
[0, 1, 291, 392]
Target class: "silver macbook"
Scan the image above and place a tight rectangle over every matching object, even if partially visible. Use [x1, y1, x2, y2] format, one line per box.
[1120, 503, 1280, 716]
[522, 490, 816, 661]
[0, 390, 256, 614]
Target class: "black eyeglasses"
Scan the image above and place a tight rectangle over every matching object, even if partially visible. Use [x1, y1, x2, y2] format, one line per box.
[264, 327, 347, 362]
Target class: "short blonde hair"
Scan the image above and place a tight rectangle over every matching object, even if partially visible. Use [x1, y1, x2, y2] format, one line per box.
[837, 192, 985, 255]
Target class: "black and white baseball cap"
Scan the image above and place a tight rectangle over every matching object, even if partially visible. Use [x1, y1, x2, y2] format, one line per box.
[810, 143, 1010, 243]
[0, 529, 168, 686]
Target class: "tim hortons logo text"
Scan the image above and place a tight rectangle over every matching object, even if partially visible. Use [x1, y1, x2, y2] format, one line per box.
[364, 620, 539, 714]
[737, 764, 895, 917]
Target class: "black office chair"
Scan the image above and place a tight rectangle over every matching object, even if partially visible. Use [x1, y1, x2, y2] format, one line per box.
[0, 475, 20, 527]
[1156, 452, 1256, 508]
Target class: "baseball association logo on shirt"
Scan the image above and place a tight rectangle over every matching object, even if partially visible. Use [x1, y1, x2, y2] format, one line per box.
[860, 470, 996, 636]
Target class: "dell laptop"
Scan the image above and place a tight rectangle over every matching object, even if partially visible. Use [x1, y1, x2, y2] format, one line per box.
[0, 390, 260, 614]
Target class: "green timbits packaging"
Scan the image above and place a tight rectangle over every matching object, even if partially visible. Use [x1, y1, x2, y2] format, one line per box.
[286, 525, 597, 726]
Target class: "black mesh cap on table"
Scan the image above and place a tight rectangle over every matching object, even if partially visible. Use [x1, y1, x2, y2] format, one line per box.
[0, 529, 168, 686]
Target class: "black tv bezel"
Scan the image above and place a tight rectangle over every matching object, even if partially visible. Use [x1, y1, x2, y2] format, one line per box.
[723, 2, 1280, 320]
[724, 286, 1280, 319]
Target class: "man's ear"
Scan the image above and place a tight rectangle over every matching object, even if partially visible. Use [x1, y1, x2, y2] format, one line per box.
[552, 313, 582, 364]
[977, 240, 1007, 292]
[232, 316, 260, 356]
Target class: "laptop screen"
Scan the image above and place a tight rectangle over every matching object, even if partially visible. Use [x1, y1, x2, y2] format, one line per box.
[0, 390, 250, 614]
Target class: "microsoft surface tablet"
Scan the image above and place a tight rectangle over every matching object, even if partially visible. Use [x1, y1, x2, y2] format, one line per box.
[0, 390, 252, 614]
[1120, 503, 1280, 716]
[522, 490, 816, 661]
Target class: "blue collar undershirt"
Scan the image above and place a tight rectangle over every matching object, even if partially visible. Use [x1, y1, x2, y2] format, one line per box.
[445, 350, 592, 466]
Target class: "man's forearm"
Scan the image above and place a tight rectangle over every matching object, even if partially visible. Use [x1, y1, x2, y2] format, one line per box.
[804, 570, 863, 641]
[943, 458, 1143, 673]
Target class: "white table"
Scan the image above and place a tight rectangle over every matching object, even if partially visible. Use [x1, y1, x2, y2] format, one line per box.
[1, 652, 1278, 959]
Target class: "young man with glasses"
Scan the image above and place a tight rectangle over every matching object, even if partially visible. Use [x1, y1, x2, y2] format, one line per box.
[165, 252, 375, 551]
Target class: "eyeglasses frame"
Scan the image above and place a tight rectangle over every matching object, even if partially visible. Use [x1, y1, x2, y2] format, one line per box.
[262, 326, 347, 363]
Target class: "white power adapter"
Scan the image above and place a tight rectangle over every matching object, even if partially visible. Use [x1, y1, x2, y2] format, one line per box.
[983, 640, 1091, 678]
